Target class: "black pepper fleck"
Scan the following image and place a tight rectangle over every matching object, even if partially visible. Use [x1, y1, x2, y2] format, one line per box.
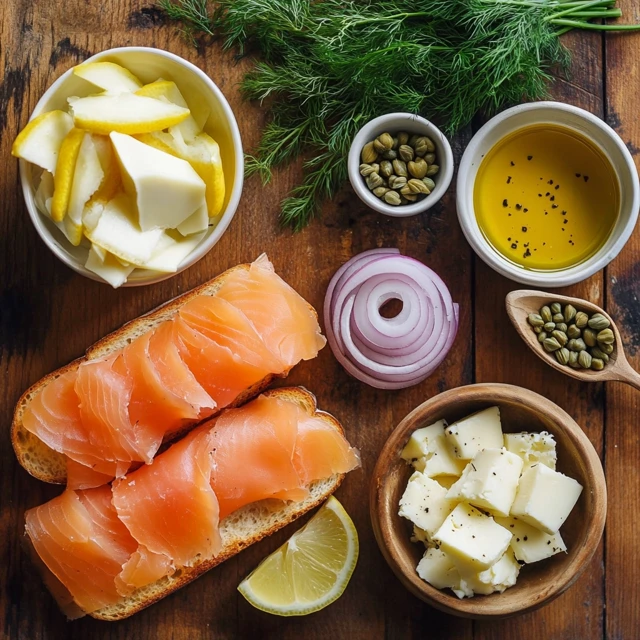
[522, 226, 527, 232]
[515, 203, 522, 210]
[576, 173, 581, 177]
[584, 175, 589, 182]
[503, 199, 508, 207]
[552, 204, 558, 209]
[511, 243, 517, 249]
[507, 176, 512, 184]
[527, 155, 533, 160]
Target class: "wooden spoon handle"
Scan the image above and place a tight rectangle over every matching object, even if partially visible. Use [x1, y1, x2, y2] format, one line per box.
[615, 360, 640, 391]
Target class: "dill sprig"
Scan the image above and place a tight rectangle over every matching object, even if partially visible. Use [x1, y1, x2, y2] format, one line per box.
[158, 0, 639, 230]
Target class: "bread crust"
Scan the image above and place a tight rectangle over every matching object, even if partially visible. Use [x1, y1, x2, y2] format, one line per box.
[11, 261, 315, 484]
[28, 387, 347, 621]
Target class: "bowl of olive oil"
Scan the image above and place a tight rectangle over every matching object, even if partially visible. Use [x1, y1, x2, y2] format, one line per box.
[457, 102, 639, 287]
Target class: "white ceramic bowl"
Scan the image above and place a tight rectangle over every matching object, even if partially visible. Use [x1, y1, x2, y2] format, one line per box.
[19, 46, 244, 286]
[348, 113, 454, 218]
[457, 101, 640, 287]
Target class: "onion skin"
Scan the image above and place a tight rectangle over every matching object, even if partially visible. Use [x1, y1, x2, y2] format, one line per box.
[324, 249, 459, 390]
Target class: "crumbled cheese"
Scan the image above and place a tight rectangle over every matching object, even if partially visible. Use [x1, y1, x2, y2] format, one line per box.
[504, 431, 557, 470]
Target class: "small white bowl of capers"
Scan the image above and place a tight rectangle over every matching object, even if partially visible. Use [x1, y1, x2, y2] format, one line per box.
[348, 113, 454, 217]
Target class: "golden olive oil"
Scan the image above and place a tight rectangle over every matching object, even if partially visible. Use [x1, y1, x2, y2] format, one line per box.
[474, 124, 619, 270]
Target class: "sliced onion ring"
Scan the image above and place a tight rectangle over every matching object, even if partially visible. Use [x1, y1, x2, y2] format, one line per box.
[324, 249, 459, 390]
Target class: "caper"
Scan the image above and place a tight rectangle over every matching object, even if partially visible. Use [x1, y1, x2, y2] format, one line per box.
[424, 152, 436, 165]
[599, 342, 614, 354]
[575, 311, 589, 328]
[407, 178, 430, 194]
[591, 347, 609, 363]
[568, 351, 580, 368]
[567, 325, 581, 340]
[555, 348, 570, 366]
[388, 175, 407, 190]
[563, 304, 577, 323]
[540, 306, 553, 323]
[383, 190, 402, 206]
[568, 338, 586, 352]
[391, 136, 399, 150]
[372, 186, 390, 198]
[597, 328, 614, 344]
[379, 160, 393, 178]
[366, 173, 384, 190]
[543, 322, 556, 333]
[556, 323, 568, 333]
[528, 313, 544, 327]
[583, 328, 597, 347]
[538, 331, 548, 343]
[361, 141, 378, 164]
[403, 193, 418, 202]
[588, 313, 610, 331]
[591, 358, 604, 371]
[382, 149, 397, 160]
[408, 158, 428, 179]
[426, 163, 440, 177]
[552, 330, 568, 347]
[578, 350, 592, 369]
[359, 163, 379, 177]
[550, 302, 562, 315]
[543, 337, 562, 352]
[398, 144, 414, 162]
[422, 177, 436, 191]
[376, 132, 394, 151]
[415, 135, 435, 154]
[553, 312, 564, 323]
[534, 326, 543, 334]
[397, 132, 409, 146]
[392, 159, 408, 177]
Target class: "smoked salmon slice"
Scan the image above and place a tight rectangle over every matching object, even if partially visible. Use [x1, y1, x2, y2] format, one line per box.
[25, 486, 137, 613]
[25, 390, 359, 617]
[20, 256, 325, 485]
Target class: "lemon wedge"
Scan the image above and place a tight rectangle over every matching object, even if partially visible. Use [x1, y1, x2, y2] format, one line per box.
[51, 128, 86, 222]
[136, 80, 200, 142]
[137, 131, 225, 218]
[12, 110, 73, 174]
[238, 496, 358, 616]
[68, 93, 190, 135]
[73, 61, 142, 93]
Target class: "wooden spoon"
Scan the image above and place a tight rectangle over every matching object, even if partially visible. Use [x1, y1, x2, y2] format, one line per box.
[505, 289, 640, 390]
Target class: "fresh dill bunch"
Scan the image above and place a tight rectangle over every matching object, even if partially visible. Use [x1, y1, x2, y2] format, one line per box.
[159, 0, 638, 230]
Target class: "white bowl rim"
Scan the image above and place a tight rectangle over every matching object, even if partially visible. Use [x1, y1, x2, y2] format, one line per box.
[348, 112, 454, 218]
[456, 101, 640, 287]
[19, 45, 244, 287]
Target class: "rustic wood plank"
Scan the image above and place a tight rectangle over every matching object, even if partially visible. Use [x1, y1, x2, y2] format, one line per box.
[0, 2, 475, 639]
[603, 3, 640, 638]
[472, 29, 606, 640]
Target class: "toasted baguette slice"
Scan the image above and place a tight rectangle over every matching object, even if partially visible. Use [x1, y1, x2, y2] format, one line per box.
[29, 387, 348, 621]
[12, 261, 317, 485]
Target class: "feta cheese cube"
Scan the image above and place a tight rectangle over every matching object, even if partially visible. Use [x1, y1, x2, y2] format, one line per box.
[399, 472, 458, 537]
[411, 525, 429, 545]
[457, 549, 521, 595]
[504, 431, 557, 470]
[510, 464, 583, 534]
[444, 407, 503, 460]
[402, 422, 465, 477]
[417, 547, 473, 599]
[433, 504, 512, 570]
[446, 448, 523, 517]
[495, 516, 567, 563]
[434, 476, 458, 490]
[401, 420, 447, 462]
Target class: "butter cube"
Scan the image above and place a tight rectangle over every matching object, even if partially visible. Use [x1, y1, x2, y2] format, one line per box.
[433, 504, 512, 570]
[417, 547, 473, 599]
[444, 407, 503, 460]
[402, 420, 465, 476]
[399, 472, 458, 537]
[457, 549, 521, 595]
[510, 464, 583, 534]
[495, 516, 567, 563]
[446, 448, 523, 517]
[504, 431, 557, 470]
[401, 420, 447, 462]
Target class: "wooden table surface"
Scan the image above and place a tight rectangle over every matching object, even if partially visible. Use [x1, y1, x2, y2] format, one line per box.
[2, 2, 639, 639]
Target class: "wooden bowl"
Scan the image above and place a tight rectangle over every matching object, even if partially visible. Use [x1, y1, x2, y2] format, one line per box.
[370, 383, 606, 619]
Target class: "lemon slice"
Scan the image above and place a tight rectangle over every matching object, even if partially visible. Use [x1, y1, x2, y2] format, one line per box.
[73, 62, 142, 93]
[51, 128, 86, 222]
[68, 93, 190, 135]
[238, 496, 358, 616]
[12, 110, 73, 174]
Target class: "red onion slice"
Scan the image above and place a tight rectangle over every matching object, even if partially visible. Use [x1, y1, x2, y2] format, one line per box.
[324, 249, 459, 390]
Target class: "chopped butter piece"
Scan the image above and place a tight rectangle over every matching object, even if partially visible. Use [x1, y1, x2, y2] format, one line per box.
[444, 407, 503, 460]
[417, 547, 473, 599]
[510, 463, 583, 534]
[457, 549, 521, 595]
[446, 448, 523, 517]
[402, 420, 466, 477]
[504, 431, 557, 470]
[433, 503, 512, 570]
[110, 132, 206, 231]
[399, 472, 458, 538]
[495, 516, 567, 563]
